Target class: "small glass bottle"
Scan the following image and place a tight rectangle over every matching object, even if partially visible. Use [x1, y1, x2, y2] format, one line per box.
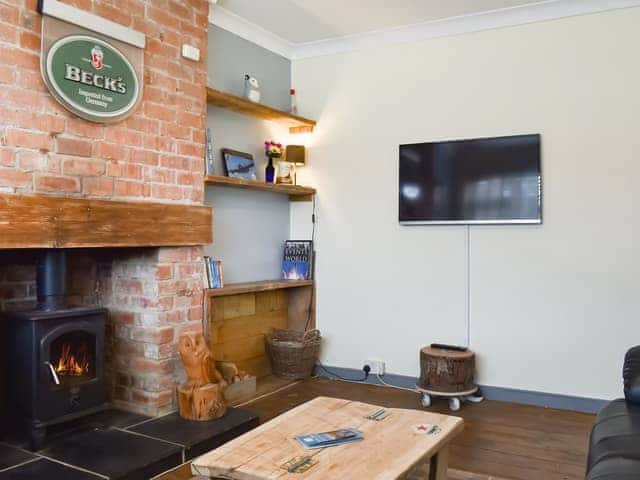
[289, 88, 298, 115]
[265, 157, 275, 183]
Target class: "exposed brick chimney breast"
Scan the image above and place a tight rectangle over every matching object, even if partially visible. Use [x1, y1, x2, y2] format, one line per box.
[0, 0, 210, 416]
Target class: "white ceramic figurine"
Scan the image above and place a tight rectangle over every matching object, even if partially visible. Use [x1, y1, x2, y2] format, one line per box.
[244, 74, 261, 103]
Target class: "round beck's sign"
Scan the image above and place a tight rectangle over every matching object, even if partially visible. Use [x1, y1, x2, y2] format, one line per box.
[43, 35, 140, 123]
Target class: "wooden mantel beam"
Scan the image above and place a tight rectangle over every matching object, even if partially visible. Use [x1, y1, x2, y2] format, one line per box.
[0, 194, 212, 249]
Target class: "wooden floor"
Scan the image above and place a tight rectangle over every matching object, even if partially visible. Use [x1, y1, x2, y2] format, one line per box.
[155, 378, 594, 480]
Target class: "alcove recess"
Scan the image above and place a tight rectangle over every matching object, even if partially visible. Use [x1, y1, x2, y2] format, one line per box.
[204, 86, 318, 400]
[203, 280, 315, 403]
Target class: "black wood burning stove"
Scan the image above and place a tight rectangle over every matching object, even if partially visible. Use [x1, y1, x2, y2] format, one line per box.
[2, 250, 108, 450]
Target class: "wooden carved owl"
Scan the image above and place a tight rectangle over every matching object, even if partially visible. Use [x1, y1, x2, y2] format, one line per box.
[178, 332, 229, 421]
[179, 332, 225, 387]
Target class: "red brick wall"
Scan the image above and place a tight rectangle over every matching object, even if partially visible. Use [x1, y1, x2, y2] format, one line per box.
[0, 0, 210, 416]
[106, 246, 205, 414]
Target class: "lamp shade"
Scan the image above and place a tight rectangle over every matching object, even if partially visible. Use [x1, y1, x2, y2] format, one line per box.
[285, 145, 306, 166]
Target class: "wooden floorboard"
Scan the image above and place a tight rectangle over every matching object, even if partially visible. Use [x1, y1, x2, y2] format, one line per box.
[154, 378, 594, 480]
[229, 375, 299, 407]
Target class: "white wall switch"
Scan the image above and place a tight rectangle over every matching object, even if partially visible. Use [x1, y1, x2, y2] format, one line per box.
[182, 44, 200, 62]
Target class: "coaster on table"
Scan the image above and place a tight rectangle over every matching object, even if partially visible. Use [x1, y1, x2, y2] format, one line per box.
[411, 423, 441, 435]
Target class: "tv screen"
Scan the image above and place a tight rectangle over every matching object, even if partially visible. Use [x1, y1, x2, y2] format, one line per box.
[399, 134, 541, 224]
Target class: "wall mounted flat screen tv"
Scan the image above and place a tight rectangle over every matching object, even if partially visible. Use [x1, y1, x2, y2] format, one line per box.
[399, 134, 541, 225]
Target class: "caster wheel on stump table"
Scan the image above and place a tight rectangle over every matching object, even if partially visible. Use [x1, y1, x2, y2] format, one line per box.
[465, 394, 485, 404]
[418, 386, 478, 411]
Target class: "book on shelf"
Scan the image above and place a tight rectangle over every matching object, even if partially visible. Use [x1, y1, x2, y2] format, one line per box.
[217, 260, 224, 288]
[204, 128, 215, 175]
[204, 256, 224, 289]
[282, 240, 313, 280]
[296, 429, 363, 450]
[204, 255, 212, 287]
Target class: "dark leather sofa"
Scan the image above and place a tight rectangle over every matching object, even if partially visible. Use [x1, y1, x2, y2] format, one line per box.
[586, 346, 640, 479]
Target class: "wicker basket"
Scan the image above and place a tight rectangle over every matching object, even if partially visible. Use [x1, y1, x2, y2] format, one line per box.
[266, 329, 321, 380]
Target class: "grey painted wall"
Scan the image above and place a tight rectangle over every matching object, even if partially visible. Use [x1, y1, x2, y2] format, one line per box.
[205, 186, 289, 283]
[204, 26, 292, 283]
[205, 106, 288, 180]
[208, 25, 291, 111]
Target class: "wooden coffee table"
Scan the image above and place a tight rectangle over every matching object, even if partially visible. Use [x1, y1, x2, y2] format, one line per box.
[191, 396, 463, 479]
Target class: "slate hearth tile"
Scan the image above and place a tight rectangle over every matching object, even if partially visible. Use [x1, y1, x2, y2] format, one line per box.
[129, 407, 260, 460]
[3, 409, 151, 451]
[41, 428, 182, 480]
[80, 408, 150, 429]
[0, 444, 36, 470]
[46, 409, 151, 440]
[0, 458, 103, 479]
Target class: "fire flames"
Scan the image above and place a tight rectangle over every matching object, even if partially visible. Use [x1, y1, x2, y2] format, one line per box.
[54, 343, 90, 377]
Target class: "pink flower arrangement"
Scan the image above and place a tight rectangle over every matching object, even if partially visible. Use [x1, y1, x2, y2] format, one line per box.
[264, 140, 283, 159]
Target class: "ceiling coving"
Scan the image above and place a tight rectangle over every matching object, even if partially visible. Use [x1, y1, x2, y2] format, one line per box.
[209, 0, 640, 58]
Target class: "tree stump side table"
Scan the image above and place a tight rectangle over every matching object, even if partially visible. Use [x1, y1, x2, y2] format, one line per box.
[418, 346, 482, 411]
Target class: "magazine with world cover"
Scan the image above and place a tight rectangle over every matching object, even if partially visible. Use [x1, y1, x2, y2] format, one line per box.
[282, 240, 313, 280]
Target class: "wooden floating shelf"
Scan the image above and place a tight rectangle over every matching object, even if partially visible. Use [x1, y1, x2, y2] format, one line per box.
[205, 279, 314, 298]
[206, 87, 316, 134]
[204, 175, 315, 201]
[0, 193, 212, 249]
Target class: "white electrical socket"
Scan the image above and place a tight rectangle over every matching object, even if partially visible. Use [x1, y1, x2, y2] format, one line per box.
[365, 360, 385, 375]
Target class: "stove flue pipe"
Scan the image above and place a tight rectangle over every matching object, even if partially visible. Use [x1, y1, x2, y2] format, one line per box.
[37, 249, 67, 310]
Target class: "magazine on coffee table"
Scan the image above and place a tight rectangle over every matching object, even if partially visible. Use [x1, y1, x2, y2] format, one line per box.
[296, 428, 363, 450]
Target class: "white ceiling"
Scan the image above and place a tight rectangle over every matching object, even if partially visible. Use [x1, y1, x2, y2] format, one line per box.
[217, 0, 548, 44]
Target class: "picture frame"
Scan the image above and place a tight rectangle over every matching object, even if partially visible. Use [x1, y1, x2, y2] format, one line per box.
[221, 149, 257, 181]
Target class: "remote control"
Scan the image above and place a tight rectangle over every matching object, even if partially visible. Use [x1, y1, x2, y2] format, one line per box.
[430, 343, 468, 352]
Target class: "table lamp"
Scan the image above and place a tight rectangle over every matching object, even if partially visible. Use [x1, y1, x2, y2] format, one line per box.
[285, 145, 306, 185]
